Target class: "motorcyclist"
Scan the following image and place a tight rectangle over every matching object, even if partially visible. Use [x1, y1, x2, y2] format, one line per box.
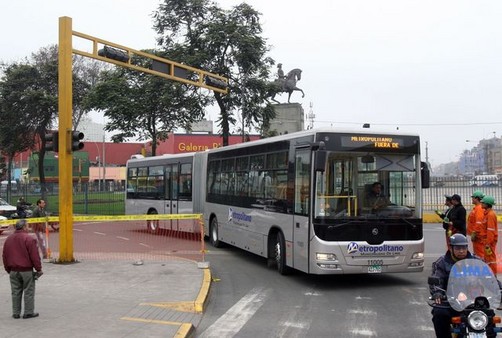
[16, 197, 32, 218]
[429, 233, 475, 338]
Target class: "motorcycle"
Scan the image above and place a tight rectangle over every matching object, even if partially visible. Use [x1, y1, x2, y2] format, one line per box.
[429, 259, 502, 337]
[14, 203, 33, 219]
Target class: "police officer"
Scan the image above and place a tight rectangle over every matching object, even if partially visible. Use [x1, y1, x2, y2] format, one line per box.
[429, 234, 474, 338]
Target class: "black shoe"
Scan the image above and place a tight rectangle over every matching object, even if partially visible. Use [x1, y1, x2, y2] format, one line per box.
[22, 313, 39, 319]
[12, 314, 20, 319]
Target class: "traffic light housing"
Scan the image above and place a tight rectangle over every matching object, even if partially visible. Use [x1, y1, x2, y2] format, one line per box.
[71, 131, 84, 152]
[205, 76, 228, 91]
[98, 46, 130, 63]
[44, 131, 59, 152]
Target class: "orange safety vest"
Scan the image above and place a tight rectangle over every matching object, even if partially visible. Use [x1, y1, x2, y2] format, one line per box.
[467, 204, 484, 235]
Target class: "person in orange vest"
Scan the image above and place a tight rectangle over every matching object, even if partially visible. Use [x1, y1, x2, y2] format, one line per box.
[480, 195, 498, 274]
[467, 190, 485, 258]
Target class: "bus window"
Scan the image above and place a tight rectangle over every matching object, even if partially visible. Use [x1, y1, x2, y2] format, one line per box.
[295, 150, 310, 215]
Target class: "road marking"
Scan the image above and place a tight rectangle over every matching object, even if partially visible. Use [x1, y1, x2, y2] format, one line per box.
[198, 287, 271, 338]
[139, 243, 151, 247]
[116, 236, 130, 241]
[93, 231, 106, 236]
[73, 229, 83, 232]
[350, 329, 376, 336]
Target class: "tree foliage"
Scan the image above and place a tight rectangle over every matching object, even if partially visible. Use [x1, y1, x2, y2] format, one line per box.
[153, 0, 275, 145]
[86, 51, 210, 155]
[0, 45, 101, 195]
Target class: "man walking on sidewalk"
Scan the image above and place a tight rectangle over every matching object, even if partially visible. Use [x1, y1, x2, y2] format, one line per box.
[31, 198, 48, 258]
[2, 219, 43, 319]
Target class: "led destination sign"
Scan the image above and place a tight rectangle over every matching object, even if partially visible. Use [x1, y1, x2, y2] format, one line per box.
[345, 136, 403, 149]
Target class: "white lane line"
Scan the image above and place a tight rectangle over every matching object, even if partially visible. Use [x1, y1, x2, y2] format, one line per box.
[139, 243, 151, 247]
[116, 236, 130, 241]
[93, 232, 106, 236]
[198, 287, 271, 338]
[73, 229, 83, 232]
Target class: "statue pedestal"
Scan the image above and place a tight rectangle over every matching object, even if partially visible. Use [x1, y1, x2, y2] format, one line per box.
[268, 103, 304, 135]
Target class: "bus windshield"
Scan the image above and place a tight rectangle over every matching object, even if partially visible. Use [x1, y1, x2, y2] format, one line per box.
[314, 152, 417, 219]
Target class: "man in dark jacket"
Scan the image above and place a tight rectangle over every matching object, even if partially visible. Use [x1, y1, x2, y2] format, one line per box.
[2, 219, 43, 319]
[444, 194, 467, 248]
[429, 234, 474, 337]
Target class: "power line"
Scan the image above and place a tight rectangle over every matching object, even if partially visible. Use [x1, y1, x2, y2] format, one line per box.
[316, 121, 502, 127]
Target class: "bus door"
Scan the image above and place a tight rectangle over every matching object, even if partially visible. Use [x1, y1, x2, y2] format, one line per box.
[165, 163, 180, 230]
[293, 148, 311, 272]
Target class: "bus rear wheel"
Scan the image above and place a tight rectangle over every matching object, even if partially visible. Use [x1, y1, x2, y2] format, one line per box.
[274, 231, 291, 275]
[147, 211, 159, 234]
[210, 217, 223, 248]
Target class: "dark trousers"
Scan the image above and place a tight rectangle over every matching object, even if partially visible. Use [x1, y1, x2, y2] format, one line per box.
[10, 270, 36, 316]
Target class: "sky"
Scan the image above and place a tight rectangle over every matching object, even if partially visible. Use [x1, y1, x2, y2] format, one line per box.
[2, 0, 502, 169]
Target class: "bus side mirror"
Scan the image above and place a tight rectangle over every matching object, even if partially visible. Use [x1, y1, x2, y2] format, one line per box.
[421, 161, 430, 189]
[315, 150, 326, 172]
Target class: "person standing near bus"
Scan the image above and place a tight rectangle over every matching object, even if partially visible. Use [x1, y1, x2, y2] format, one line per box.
[480, 195, 498, 274]
[443, 194, 466, 249]
[467, 190, 485, 258]
[436, 195, 454, 247]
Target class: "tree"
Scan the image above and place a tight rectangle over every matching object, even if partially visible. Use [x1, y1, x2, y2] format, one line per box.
[153, 0, 275, 145]
[0, 63, 41, 200]
[0, 45, 99, 196]
[86, 51, 210, 156]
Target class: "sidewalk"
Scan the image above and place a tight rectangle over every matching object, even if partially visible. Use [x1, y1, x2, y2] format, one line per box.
[0, 258, 210, 338]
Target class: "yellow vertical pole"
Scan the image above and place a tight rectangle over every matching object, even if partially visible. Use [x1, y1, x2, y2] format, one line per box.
[58, 16, 74, 262]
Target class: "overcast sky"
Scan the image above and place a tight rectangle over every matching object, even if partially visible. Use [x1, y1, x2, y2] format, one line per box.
[2, 0, 502, 168]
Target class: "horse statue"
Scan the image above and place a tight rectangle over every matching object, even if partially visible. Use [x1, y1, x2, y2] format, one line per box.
[266, 68, 305, 104]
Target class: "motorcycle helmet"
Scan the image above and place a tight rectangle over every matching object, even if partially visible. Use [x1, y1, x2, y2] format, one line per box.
[471, 190, 485, 199]
[449, 233, 468, 247]
[481, 195, 495, 207]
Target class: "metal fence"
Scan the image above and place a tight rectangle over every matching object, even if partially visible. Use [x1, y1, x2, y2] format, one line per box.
[0, 182, 124, 215]
[425, 177, 502, 213]
[2, 179, 501, 216]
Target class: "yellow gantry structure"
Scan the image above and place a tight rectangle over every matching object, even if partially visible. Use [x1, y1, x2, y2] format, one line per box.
[57, 16, 228, 262]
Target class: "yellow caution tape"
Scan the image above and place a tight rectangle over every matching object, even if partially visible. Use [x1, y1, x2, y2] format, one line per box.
[0, 213, 203, 227]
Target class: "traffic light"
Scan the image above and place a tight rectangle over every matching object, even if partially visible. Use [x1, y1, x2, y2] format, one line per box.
[71, 131, 84, 152]
[44, 131, 59, 152]
[98, 46, 130, 63]
[205, 75, 228, 91]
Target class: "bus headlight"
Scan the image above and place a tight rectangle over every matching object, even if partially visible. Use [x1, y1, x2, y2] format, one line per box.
[412, 252, 424, 260]
[316, 253, 337, 261]
[468, 311, 488, 330]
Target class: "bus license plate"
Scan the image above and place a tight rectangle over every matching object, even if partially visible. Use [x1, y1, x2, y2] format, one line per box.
[368, 265, 382, 273]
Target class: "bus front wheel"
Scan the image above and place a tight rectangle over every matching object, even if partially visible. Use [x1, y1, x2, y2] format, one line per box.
[147, 211, 159, 234]
[210, 217, 223, 248]
[274, 231, 291, 275]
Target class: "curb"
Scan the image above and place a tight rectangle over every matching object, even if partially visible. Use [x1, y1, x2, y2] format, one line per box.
[175, 267, 211, 338]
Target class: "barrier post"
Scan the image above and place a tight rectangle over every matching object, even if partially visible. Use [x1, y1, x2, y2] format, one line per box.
[197, 215, 209, 269]
[45, 217, 51, 259]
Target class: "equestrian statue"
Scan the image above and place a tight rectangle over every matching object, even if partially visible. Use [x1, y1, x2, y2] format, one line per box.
[267, 66, 305, 104]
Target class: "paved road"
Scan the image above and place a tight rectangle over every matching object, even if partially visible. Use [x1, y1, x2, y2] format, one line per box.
[195, 223, 494, 337]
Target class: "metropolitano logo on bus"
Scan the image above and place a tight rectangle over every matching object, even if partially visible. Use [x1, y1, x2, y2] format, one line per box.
[347, 242, 404, 256]
[228, 208, 252, 225]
